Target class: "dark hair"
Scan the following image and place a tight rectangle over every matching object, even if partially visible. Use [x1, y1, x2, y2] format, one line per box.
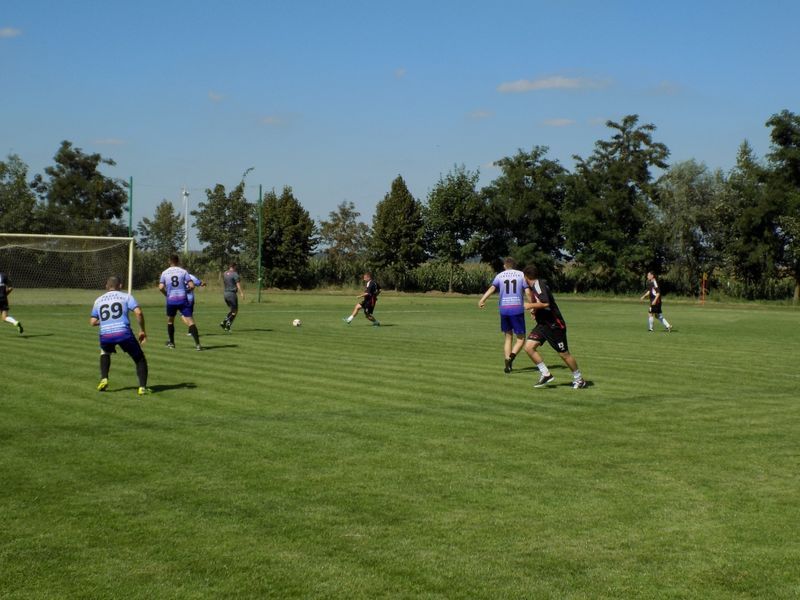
[523, 265, 539, 280]
[106, 275, 122, 289]
[503, 257, 517, 269]
[229, 262, 238, 270]
[364, 271, 372, 277]
[169, 254, 180, 265]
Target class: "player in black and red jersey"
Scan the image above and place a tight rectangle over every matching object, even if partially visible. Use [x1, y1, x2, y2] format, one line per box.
[640, 271, 672, 332]
[344, 271, 381, 326]
[522, 265, 587, 389]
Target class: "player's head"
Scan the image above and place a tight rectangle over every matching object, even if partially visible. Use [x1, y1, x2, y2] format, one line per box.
[169, 254, 180, 266]
[647, 271, 655, 281]
[106, 275, 123, 290]
[503, 257, 517, 270]
[523, 265, 539, 284]
[228, 261, 238, 270]
[363, 271, 372, 281]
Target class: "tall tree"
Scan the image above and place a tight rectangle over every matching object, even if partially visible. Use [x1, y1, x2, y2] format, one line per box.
[370, 176, 425, 290]
[192, 182, 252, 271]
[476, 147, 565, 275]
[424, 165, 482, 292]
[715, 141, 782, 295]
[136, 200, 185, 257]
[766, 109, 800, 301]
[260, 186, 317, 288]
[30, 141, 128, 236]
[653, 160, 721, 295]
[319, 201, 370, 263]
[0, 154, 37, 233]
[562, 115, 669, 291]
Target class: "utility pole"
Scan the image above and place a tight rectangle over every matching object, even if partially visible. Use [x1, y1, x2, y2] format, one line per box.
[182, 187, 190, 255]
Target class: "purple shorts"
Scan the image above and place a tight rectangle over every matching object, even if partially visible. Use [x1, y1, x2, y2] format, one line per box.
[500, 313, 526, 335]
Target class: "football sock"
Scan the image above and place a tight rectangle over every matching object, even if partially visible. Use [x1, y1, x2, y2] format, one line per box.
[136, 358, 148, 387]
[5, 315, 18, 325]
[572, 369, 582, 381]
[189, 324, 200, 345]
[167, 324, 175, 344]
[537, 362, 550, 376]
[346, 316, 354, 323]
[509, 352, 517, 364]
[100, 354, 111, 379]
[227, 313, 236, 326]
[659, 315, 671, 328]
[648, 316, 654, 330]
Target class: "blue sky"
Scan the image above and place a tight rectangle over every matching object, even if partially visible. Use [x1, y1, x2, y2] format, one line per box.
[2, 0, 799, 245]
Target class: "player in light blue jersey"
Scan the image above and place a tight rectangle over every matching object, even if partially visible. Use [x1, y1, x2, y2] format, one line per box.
[479, 257, 528, 373]
[184, 273, 205, 336]
[158, 255, 201, 350]
[90, 276, 150, 396]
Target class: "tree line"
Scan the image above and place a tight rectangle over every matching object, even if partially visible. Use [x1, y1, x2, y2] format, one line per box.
[1, 111, 799, 300]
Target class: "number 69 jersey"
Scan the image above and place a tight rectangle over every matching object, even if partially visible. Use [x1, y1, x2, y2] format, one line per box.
[91, 290, 139, 343]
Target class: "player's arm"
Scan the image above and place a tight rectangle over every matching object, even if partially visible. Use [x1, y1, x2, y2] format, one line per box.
[639, 290, 649, 301]
[651, 290, 661, 304]
[132, 307, 147, 343]
[90, 316, 100, 327]
[236, 281, 244, 299]
[158, 282, 167, 296]
[525, 299, 549, 311]
[5, 284, 12, 296]
[478, 285, 497, 308]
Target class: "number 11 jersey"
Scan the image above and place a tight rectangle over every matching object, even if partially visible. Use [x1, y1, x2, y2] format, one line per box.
[492, 269, 527, 315]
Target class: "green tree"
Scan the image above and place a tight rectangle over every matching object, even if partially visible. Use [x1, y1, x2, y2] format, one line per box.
[260, 186, 317, 288]
[653, 160, 721, 295]
[424, 165, 482, 292]
[370, 176, 425, 290]
[319, 201, 370, 263]
[563, 115, 669, 291]
[765, 109, 800, 302]
[714, 141, 782, 296]
[476, 147, 566, 276]
[0, 154, 37, 233]
[30, 141, 128, 236]
[192, 182, 252, 272]
[136, 200, 185, 257]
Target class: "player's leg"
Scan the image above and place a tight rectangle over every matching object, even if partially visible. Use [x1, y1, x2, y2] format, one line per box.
[166, 310, 176, 347]
[2, 306, 22, 333]
[657, 311, 672, 331]
[97, 346, 113, 391]
[551, 329, 586, 388]
[364, 300, 379, 326]
[181, 307, 201, 350]
[345, 302, 363, 323]
[525, 330, 554, 387]
[121, 338, 150, 395]
[222, 294, 238, 331]
[507, 314, 526, 371]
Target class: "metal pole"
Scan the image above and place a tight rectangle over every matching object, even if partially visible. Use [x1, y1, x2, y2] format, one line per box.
[182, 187, 189, 255]
[257, 184, 263, 303]
[128, 176, 133, 237]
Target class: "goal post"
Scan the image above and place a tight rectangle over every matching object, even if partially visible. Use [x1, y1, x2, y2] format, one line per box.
[0, 233, 135, 294]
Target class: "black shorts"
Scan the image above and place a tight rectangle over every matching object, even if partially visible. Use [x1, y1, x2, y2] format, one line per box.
[361, 296, 376, 316]
[224, 292, 239, 311]
[528, 323, 569, 353]
[101, 337, 144, 362]
[648, 303, 663, 315]
[0, 298, 8, 312]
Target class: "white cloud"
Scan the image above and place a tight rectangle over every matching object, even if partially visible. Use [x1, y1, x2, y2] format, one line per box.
[0, 27, 22, 38]
[208, 91, 225, 103]
[497, 75, 610, 94]
[542, 118, 576, 127]
[92, 138, 125, 146]
[394, 67, 407, 79]
[649, 81, 682, 96]
[468, 109, 493, 120]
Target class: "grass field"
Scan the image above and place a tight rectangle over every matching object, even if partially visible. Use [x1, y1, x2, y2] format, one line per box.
[1, 289, 799, 599]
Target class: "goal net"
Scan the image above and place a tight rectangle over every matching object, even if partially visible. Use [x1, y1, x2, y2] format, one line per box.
[0, 234, 134, 294]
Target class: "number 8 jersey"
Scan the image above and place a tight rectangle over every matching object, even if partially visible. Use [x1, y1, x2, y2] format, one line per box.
[91, 290, 139, 343]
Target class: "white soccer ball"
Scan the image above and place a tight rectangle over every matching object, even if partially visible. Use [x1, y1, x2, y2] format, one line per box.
[292, 319, 302, 327]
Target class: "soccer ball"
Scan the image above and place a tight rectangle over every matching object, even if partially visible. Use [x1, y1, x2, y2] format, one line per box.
[292, 319, 302, 327]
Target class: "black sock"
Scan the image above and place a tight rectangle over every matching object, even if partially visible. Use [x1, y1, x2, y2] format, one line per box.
[167, 324, 175, 343]
[135, 357, 148, 388]
[227, 313, 236, 326]
[100, 354, 111, 379]
[509, 352, 516, 363]
[189, 324, 200, 345]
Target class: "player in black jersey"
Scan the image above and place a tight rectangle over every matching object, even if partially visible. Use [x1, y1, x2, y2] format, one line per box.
[522, 265, 587, 389]
[344, 272, 381, 326]
[0, 271, 23, 334]
[640, 271, 672, 332]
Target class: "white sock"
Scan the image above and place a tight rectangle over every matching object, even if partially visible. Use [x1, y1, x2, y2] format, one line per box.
[659, 315, 671, 328]
[572, 370, 582, 381]
[346, 316, 353, 322]
[537, 362, 550, 376]
[5, 315, 18, 325]
[648, 316, 654, 330]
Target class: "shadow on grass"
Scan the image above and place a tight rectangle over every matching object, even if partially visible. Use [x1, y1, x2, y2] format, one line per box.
[204, 329, 273, 336]
[108, 382, 198, 394]
[198, 344, 238, 351]
[16, 333, 55, 339]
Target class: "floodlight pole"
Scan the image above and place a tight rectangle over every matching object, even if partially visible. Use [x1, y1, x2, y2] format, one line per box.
[128, 176, 133, 237]
[257, 184, 263, 303]
[182, 187, 189, 255]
